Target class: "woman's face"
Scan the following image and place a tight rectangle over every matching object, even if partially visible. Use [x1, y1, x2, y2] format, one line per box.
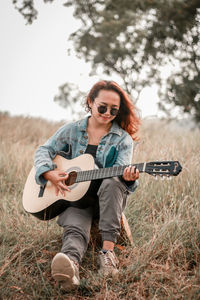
[89, 89, 120, 125]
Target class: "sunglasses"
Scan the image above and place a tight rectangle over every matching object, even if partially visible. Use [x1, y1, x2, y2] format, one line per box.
[94, 102, 119, 116]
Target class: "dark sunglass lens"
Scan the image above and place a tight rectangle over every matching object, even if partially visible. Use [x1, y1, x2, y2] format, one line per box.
[98, 105, 107, 114]
[110, 108, 119, 116]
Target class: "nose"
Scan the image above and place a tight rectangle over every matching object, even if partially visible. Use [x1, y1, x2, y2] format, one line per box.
[104, 109, 111, 116]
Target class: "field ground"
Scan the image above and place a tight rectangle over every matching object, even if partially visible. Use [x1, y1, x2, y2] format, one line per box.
[0, 112, 200, 299]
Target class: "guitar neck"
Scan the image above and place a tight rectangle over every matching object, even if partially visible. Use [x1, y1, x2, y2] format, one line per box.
[75, 163, 145, 183]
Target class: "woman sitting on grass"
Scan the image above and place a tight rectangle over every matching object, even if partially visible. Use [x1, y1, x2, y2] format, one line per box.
[34, 80, 140, 290]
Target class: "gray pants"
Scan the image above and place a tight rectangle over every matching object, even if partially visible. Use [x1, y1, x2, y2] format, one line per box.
[57, 178, 128, 264]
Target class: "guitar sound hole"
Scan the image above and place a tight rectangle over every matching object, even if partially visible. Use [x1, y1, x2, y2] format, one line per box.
[65, 171, 77, 186]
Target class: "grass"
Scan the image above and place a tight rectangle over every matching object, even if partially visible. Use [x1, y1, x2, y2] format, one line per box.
[0, 112, 200, 299]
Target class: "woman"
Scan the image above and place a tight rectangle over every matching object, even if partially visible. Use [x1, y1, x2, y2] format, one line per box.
[34, 80, 140, 290]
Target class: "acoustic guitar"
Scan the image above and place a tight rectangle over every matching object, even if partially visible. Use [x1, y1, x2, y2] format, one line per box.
[22, 154, 182, 220]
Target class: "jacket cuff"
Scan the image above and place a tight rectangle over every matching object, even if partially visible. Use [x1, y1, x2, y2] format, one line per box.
[120, 177, 139, 194]
[35, 163, 57, 186]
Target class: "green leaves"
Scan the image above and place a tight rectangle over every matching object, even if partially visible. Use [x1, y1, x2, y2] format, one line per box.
[12, 0, 200, 121]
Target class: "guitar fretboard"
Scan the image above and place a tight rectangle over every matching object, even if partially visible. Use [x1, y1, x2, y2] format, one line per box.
[75, 163, 145, 183]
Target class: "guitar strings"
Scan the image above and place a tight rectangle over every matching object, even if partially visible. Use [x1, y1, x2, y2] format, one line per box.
[75, 164, 143, 183]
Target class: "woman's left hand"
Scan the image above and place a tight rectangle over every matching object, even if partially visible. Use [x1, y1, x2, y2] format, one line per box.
[122, 166, 139, 181]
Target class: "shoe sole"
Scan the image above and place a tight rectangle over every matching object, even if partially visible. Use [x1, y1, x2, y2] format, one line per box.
[51, 253, 79, 290]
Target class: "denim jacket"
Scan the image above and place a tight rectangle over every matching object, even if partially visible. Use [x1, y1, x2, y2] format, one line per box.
[34, 116, 138, 193]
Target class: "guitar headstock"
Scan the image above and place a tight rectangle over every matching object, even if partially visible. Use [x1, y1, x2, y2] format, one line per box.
[145, 161, 182, 177]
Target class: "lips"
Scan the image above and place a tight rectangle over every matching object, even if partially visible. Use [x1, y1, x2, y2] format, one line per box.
[100, 115, 110, 120]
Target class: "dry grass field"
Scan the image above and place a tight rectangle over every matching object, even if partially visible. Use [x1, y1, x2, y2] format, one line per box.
[0, 112, 200, 299]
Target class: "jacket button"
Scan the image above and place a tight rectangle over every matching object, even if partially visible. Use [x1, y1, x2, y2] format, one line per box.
[84, 136, 87, 139]
[80, 150, 84, 154]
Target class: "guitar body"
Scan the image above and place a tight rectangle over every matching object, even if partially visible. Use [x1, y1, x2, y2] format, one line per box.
[23, 154, 95, 220]
[23, 153, 182, 221]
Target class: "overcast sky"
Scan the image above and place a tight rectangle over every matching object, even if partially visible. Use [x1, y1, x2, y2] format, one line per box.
[0, 1, 160, 122]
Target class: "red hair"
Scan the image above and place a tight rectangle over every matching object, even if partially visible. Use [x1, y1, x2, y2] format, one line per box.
[86, 80, 140, 140]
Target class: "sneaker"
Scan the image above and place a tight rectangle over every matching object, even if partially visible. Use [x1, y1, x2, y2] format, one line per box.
[99, 250, 119, 277]
[51, 252, 80, 290]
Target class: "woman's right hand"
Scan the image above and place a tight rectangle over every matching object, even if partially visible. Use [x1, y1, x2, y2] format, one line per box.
[43, 169, 71, 197]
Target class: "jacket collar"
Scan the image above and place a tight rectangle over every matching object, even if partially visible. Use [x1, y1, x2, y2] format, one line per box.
[78, 116, 123, 136]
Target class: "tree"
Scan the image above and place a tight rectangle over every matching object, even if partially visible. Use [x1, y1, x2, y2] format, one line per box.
[65, 0, 200, 121]
[12, 0, 54, 24]
[54, 82, 86, 120]
[12, 0, 200, 122]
